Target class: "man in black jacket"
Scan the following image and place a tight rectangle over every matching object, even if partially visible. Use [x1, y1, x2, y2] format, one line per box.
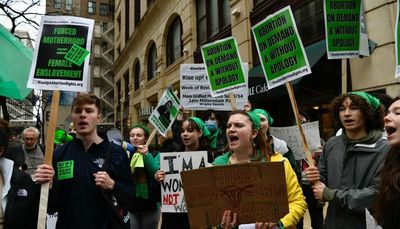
[0, 118, 40, 229]
[6, 127, 44, 176]
[35, 94, 135, 229]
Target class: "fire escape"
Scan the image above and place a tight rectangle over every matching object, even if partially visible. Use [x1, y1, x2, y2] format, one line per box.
[92, 22, 115, 127]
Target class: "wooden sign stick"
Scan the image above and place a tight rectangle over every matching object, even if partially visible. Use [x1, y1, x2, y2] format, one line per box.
[145, 129, 157, 148]
[37, 90, 60, 229]
[341, 59, 347, 94]
[285, 82, 314, 168]
[228, 93, 237, 111]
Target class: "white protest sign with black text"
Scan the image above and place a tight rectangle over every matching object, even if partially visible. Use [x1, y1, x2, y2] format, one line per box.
[160, 151, 208, 213]
[27, 16, 94, 92]
[270, 121, 322, 160]
[180, 64, 248, 110]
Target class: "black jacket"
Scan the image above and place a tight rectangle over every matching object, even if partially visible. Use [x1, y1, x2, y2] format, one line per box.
[4, 165, 40, 229]
[49, 136, 136, 229]
[5, 144, 44, 169]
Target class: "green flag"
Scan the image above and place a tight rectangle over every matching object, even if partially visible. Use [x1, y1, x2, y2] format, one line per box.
[0, 24, 33, 100]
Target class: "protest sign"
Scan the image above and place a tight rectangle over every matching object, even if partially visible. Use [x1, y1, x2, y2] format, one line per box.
[201, 37, 247, 97]
[149, 87, 180, 136]
[324, 0, 362, 59]
[251, 6, 311, 90]
[180, 64, 248, 110]
[358, 4, 370, 57]
[160, 151, 208, 213]
[396, 0, 400, 78]
[27, 16, 94, 92]
[181, 162, 288, 228]
[270, 121, 322, 160]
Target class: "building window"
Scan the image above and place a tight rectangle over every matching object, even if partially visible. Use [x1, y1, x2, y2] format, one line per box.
[167, 17, 183, 66]
[100, 3, 109, 16]
[134, 0, 141, 27]
[134, 61, 140, 91]
[125, 0, 130, 42]
[88, 1, 96, 14]
[124, 71, 130, 99]
[55, 0, 62, 9]
[196, 0, 231, 46]
[147, 43, 157, 81]
[116, 80, 121, 102]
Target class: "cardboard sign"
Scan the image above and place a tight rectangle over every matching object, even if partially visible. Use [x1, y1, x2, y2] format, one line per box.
[27, 16, 94, 92]
[149, 87, 181, 137]
[251, 6, 311, 90]
[324, 0, 362, 59]
[269, 121, 322, 160]
[201, 37, 247, 97]
[180, 64, 248, 110]
[181, 162, 288, 228]
[160, 151, 208, 213]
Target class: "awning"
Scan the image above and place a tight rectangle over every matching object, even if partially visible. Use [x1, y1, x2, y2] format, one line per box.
[248, 40, 326, 102]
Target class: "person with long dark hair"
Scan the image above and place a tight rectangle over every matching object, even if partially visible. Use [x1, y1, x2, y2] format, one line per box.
[155, 117, 212, 229]
[373, 96, 400, 228]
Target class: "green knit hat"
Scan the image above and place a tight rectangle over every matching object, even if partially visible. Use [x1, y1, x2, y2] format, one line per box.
[348, 92, 380, 111]
[246, 111, 261, 130]
[131, 123, 150, 137]
[188, 117, 211, 137]
[252, 108, 274, 125]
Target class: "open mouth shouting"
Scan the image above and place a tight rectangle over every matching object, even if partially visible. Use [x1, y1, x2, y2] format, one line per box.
[78, 121, 89, 129]
[228, 135, 239, 147]
[385, 126, 397, 140]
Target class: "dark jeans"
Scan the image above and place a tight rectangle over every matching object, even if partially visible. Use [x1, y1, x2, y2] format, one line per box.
[297, 184, 324, 229]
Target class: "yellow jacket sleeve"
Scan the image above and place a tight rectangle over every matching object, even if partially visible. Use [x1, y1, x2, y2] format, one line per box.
[272, 154, 307, 228]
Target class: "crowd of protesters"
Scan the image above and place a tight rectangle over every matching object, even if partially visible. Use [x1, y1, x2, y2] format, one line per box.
[0, 91, 398, 229]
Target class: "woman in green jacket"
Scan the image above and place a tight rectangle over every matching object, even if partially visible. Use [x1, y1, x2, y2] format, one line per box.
[213, 110, 306, 229]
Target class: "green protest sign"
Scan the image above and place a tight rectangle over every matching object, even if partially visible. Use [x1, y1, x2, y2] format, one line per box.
[149, 87, 181, 136]
[27, 16, 94, 92]
[324, 0, 362, 59]
[251, 6, 311, 89]
[396, 0, 400, 78]
[65, 43, 90, 66]
[201, 37, 247, 97]
[57, 160, 74, 180]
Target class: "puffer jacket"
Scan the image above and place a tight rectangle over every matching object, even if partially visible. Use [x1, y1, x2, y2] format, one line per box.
[318, 131, 389, 229]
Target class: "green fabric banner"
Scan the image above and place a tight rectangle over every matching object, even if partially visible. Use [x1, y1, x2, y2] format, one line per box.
[0, 24, 33, 100]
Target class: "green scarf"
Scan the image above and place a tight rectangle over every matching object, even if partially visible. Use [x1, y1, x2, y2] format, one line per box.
[130, 152, 148, 199]
[209, 128, 221, 149]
